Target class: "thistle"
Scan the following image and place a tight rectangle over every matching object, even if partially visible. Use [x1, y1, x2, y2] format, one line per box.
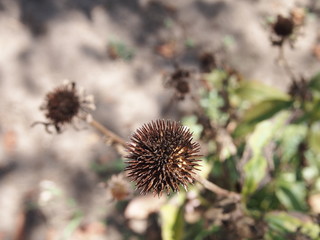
[125, 120, 201, 196]
[33, 81, 95, 133]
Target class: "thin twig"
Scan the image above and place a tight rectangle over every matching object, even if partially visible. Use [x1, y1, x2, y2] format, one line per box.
[88, 118, 127, 148]
[277, 45, 297, 82]
[194, 174, 241, 201]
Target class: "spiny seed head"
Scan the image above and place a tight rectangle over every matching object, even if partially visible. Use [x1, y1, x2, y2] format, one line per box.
[125, 120, 201, 196]
[34, 81, 96, 133]
[273, 15, 294, 37]
[45, 82, 80, 125]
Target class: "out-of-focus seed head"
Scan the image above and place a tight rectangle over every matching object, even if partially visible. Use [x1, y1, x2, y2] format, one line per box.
[107, 174, 132, 201]
[273, 15, 294, 37]
[45, 82, 80, 126]
[34, 81, 95, 133]
[199, 52, 216, 73]
[164, 67, 192, 100]
[176, 80, 190, 94]
[125, 120, 201, 196]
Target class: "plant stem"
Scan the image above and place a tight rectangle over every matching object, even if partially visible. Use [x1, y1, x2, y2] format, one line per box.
[88, 118, 127, 147]
[194, 174, 241, 201]
[278, 45, 296, 82]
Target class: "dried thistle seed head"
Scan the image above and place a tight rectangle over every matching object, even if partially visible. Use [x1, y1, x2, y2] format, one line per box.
[107, 174, 132, 201]
[45, 82, 80, 124]
[199, 52, 216, 73]
[125, 120, 201, 196]
[34, 81, 95, 133]
[273, 15, 294, 37]
[171, 69, 190, 80]
[176, 80, 190, 94]
[164, 67, 192, 100]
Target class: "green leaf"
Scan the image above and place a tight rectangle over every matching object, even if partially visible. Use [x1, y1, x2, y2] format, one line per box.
[265, 212, 301, 235]
[304, 100, 320, 123]
[243, 99, 293, 124]
[308, 124, 320, 154]
[182, 116, 203, 140]
[265, 212, 320, 239]
[308, 72, 320, 92]
[234, 81, 290, 103]
[242, 121, 278, 198]
[276, 124, 308, 163]
[276, 180, 307, 211]
[62, 212, 83, 240]
[248, 121, 276, 154]
[242, 155, 267, 198]
[204, 69, 228, 88]
[234, 99, 293, 137]
[161, 194, 185, 240]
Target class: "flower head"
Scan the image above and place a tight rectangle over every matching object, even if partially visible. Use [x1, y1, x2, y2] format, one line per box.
[34, 81, 95, 133]
[164, 67, 192, 100]
[125, 120, 201, 196]
[199, 52, 217, 73]
[106, 174, 132, 201]
[273, 15, 294, 37]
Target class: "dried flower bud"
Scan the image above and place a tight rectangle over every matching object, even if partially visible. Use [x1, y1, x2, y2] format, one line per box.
[176, 80, 190, 94]
[199, 52, 216, 73]
[125, 120, 201, 196]
[107, 174, 132, 201]
[45, 82, 80, 124]
[273, 15, 294, 37]
[164, 68, 192, 100]
[34, 81, 95, 133]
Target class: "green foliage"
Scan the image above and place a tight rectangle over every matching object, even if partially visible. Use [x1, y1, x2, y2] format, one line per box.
[233, 80, 290, 103]
[308, 72, 320, 92]
[275, 173, 308, 211]
[242, 120, 279, 198]
[179, 69, 320, 239]
[161, 194, 186, 240]
[234, 99, 293, 137]
[265, 212, 320, 239]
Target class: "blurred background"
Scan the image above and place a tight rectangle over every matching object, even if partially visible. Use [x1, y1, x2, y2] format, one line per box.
[0, 0, 319, 239]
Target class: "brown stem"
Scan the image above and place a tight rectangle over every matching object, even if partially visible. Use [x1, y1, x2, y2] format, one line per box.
[277, 45, 296, 82]
[88, 118, 127, 148]
[194, 174, 241, 201]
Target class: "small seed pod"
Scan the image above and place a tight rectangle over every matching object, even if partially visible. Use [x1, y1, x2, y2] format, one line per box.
[125, 120, 201, 196]
[33, 81, 95, 133]
[273, 15, 294, 38]
[199, 52, 217, 73]
[164, 68, 192, 100]
[107, 174, 132, 201]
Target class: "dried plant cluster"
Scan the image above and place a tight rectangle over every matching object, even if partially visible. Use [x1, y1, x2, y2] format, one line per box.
[270, 9, 305, 48]
[125, 120, 201, 196]
[107, 174, 132, 201]
[35, 81, 95, 133]
[164, 67, 192, 100]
